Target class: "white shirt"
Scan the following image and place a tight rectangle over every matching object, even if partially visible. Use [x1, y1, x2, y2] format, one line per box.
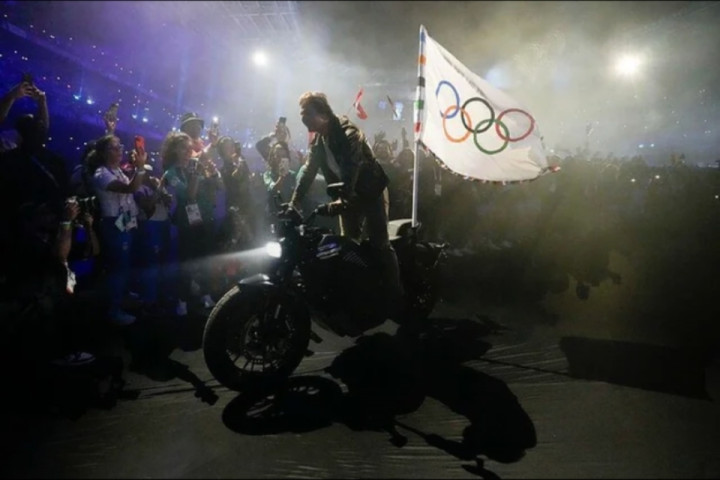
[93, 166, 139, 218]
[322, 137, 342, 180]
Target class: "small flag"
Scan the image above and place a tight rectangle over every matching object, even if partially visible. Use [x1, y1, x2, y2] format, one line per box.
[353, 87, 368, 120]
[387, 95, 399, 120]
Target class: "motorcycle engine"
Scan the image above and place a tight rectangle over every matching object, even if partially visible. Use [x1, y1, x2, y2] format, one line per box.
[300, 234, 385, 335]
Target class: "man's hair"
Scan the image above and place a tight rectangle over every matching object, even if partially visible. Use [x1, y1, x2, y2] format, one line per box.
[299, 91, 334, 117]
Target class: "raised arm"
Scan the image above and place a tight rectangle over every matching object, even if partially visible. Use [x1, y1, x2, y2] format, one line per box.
[0, 82, 33, 124]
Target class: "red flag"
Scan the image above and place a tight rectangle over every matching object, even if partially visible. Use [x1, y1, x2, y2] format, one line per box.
[353, 87, 364, 106]
[352, 87, 368, 120]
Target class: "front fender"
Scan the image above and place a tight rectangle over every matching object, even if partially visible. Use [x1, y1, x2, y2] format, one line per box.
[236, 274, 303, 302]
[238, 273, 274, 288]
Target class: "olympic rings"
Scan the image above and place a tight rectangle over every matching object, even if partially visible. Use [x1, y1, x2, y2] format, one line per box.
[442, 105, 472, 143]
[474, 119, 509, 155]
[461, 97, 494, 134]
[435, 80, 535, 154]
[436, 80, 460, 119]
[496, 108, 535, 142]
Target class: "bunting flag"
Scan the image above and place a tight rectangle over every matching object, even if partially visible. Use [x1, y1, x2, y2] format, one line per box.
[352, 87, 368, 120]
[387, 95, 399, 120]
[413, 25, 551, 182]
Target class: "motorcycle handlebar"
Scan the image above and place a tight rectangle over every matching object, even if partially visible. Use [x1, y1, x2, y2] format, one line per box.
[314, 203, 331, 217]
[276, 200, 339, 228]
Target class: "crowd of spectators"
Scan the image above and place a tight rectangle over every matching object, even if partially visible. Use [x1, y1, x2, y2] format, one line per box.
[1, 74, 719, 389]
[0, 80, 302, 372]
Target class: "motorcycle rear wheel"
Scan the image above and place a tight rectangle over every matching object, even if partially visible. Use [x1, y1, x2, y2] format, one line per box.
[397, 266, 440, 326]
[202, 285, 311, 392]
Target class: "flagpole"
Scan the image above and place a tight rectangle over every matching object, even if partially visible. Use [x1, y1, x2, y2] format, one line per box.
[411, 25, 427, 228]
[348, 85, 362, 116]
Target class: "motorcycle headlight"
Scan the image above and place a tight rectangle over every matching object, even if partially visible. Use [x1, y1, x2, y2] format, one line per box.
[265, 241, 282, 258]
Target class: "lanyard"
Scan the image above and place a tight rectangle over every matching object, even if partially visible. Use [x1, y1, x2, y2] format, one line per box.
[108, 167, 134, 214]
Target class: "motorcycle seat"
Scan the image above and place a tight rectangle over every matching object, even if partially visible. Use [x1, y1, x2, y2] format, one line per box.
[388, 218, 416, 242]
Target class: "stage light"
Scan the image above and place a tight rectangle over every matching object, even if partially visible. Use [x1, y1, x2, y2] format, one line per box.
[86, 98, 94, 105]
[252, 51, 268, 67]
[615, 54, 642, 77]
[73, 94, 81, 101]
[142, 117, 148, 123]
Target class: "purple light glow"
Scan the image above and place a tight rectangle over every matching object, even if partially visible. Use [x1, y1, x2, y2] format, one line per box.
[0, 1, 717, 166]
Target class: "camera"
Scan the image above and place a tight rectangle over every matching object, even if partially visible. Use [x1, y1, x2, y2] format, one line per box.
[188, 157, 200, 174]
[77, 196, 98, 216]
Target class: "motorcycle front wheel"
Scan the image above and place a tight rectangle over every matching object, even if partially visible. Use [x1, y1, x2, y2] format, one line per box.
[202, 285, 311, 392]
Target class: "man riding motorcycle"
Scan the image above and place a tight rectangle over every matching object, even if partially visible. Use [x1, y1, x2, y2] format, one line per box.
[287, 91, 404, 312]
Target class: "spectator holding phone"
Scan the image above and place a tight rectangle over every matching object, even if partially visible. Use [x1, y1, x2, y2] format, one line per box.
[2, 198, 97, 370]
[0, 75, 48, 131]
[179, 111, 219, 158]
[257, 119, 297, 211]
[217, 136, 255, 250]
[133, 161, 173, 315]
[89, 134, 146, 326]
[162, 131, 217, 316]
[178, 111, 224, 240]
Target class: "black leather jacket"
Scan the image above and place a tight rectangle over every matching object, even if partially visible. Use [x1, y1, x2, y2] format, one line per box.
[291, 115, 387, 205]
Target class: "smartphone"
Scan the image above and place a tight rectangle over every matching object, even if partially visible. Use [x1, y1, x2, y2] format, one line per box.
[105, 103, 119, 122]
[279, 116, 287, 125]
[134, 135, 145, 152]
[22, 72, 33, 85]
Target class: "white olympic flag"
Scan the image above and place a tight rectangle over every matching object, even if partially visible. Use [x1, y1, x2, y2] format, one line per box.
[414, 25, 549, 182]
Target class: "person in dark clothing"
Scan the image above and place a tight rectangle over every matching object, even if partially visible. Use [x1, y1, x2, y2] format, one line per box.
[2, 199, 96, 368]
[256, 123, 298, 206]
[0, 114, 70, 282]
[372, 130, 397, 218]
[217, 135, 255, 251]
[289, 91, 403, 310]
[1, 114, 69, 216]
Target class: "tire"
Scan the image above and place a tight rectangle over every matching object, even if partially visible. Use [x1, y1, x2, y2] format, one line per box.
[202, 285, 311, 392]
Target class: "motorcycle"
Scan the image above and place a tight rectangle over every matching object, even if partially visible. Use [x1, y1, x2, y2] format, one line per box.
[202, 183, 447, 392]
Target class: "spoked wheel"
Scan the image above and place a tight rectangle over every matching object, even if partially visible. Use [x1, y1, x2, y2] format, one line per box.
[203, 286, 311, 392]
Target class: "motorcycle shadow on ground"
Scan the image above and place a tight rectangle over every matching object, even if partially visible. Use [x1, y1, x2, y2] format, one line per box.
[222, 316, 537, 477]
